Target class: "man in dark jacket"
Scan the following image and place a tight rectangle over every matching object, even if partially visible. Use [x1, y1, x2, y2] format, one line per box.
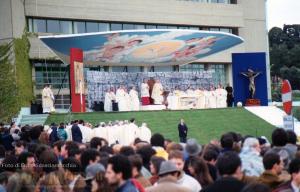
[71, 120, 82, 143]
[201, 151, 245, 192]
[178, 119, 188, 143]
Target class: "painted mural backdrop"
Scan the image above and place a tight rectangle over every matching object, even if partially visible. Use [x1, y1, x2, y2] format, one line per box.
[40, 29, 243, 66]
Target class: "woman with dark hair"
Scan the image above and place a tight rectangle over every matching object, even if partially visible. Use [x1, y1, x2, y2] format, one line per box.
[91, 171, 114, 192]
[188, 157, 213, 188]
[149, 156, 165, 185]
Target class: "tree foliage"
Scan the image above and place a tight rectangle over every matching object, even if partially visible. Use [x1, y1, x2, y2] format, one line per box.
[269, 25, 300, 89]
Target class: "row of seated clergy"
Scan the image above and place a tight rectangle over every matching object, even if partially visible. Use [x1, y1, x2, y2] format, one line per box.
[62, 122, 151, 145]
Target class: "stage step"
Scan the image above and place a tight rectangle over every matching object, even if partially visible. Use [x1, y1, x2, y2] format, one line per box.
[19, 114, 49, 126]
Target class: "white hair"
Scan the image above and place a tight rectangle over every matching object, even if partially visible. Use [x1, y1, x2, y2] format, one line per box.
[243, 137, 259, 149]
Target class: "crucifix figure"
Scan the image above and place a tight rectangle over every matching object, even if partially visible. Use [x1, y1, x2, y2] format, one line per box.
[241, 69, 261, 99]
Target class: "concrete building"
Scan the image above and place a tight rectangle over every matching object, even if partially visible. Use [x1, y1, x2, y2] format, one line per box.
[0, 0, 270, 109]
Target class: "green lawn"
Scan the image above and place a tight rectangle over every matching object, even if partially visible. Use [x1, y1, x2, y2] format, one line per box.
[46, 108, 275, 144]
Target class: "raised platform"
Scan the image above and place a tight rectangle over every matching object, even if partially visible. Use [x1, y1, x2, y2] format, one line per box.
[140, 104, 166, 111]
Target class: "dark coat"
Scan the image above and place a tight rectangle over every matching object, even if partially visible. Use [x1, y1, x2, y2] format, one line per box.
[201, 176, 245, 192]
[71, 124, 82, 143]
[178, 123, 188, 137]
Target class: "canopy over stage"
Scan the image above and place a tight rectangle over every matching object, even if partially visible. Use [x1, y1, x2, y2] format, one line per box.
[39, 29, 243, 66]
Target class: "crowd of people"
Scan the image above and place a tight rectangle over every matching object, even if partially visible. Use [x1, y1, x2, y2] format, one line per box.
[0, 120, 299, 192]
[104, 79, 234, 112]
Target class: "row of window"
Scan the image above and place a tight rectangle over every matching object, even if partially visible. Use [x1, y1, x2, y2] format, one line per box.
[27, 18, 236, 35]
[178, 0, 233, 3]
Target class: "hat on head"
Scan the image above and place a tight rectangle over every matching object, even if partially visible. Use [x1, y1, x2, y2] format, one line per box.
[158, 161, 179, 176]
[185, 138, 202, 156]
[85, 163, 105, 180]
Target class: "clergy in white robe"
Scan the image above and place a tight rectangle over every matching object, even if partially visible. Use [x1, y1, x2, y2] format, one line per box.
[141, 79, 150, 105]
[116, 86, 129, 111]
[207, 87, 217, 108]
[104, 88, 116, 112]
[93, 124, 108, 140]
[151, 80, 164, 104]
[139, 123, 152, 143]
[42, 84, 55, 113]
[216, 85, 228, 108]
[129, 87, 140, 111]
[195, 88, 206, 109]
[78, 123, 93, 143]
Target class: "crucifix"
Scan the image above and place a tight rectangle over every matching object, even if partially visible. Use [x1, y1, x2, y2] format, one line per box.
[241, 69, 261, 99]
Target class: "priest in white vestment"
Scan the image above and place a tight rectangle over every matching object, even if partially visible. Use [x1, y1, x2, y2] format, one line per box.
[151, 79, 164, 104]
[195, 88, 206, 109]
[104, 88, 116, 112]
[215, 85, 228, 108]
[78, 122, 93, 143]
[116, 86, 129, 111]
[139, 123, 152, 143]
[42, 84, 55, 113]
[93, 123, 108, 140]
[129, 87, 140, 111]
[141, 79, 150, 105]
[207, 87, 217, 108]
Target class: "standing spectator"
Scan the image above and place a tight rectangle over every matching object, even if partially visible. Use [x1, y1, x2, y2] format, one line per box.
[49, 123, 59, 144]
[151, 134, 168, 160]
[285, 130, 298, 158]
[188, 157, 213, 188]
[273, 158, 300, 192]
[128, 154, 152, 188]
[239, 137, 264, 177]
[91, 171, 114, 192]
[258, 153, 284, 189]
[71, 120, 83, 143]
[105, 155, 139, 192]
[178, 119, 188, 143]
[225, 83, 234, 107]
[169, 150, 202, 192]
[57, 123, 68, 141]
[201, 151, 245, 192]
[183, 138, 202, 175]
[145, 161, 190, 192]
[149, 156, 165, 185]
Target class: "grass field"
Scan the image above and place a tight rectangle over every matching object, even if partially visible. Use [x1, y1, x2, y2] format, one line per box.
[46, 108, 275, 144]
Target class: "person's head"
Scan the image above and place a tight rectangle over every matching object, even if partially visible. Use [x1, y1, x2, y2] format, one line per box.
[128, 154, 143, 177]
[129, 118, 135, 123]
[241, 183, 271, 192]
[136, 145, 156, 167]
[105, 155, 132, 186]
[242, 137, 261, 154]
[203, 148, 219, 165]
[53, 140, 65, 157]
[151, 133, 165, 148]
[180, 119, 184, 124]
[1, 155, 18, 172]
[289, 158, 300, 186]
[119, 146, 135, 156]
[168, 150, 184, 171]
[62, 157, 81, 179]
[90, 137, 108, 150]
[14, 140, 26, 155]
[30, 126, 42, 140]
[216, 151, 242, 180]
[188, 157, 213, 187]
[220, 133, 234, 149]
[143, 79, 147, 83]
[91, 171, 113, 192]
[38, 150, 59, 174]
[59, 122, 65, 128]
[80, 149, 101, 172]
[150, 156, 165, 175]
[158, 161, 180, 179]
[18, 152, 35, 172]
[272, 128, 288, 147]
[263, 153, 283, 175]
[79, 119, 84, 125]
[61, 141, 79, 158]
[166, 142, 183, 154]
[286, 130, 297, 145]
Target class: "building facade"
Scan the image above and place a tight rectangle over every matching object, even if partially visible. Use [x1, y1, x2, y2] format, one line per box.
[0, 0, 270, 109]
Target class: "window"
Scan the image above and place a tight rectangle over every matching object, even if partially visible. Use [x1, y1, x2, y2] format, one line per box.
[112, 66, 126, 72]
[99, 23, 109, 32]
[47, 20, 60, 33]
[60, 21, 72, 34]
[28, 18, 33, 32]
[134, 24, 145, 29]
[146, 25, 157, 29]
[74, 21, 86, 33]
[127, 66, 143, 72]
[111, 23, 122, 31]
[86, 22, 98, 32]
[123, 24, 135, 30]
[153, 66, 174, 72]
[167, 26, 177, 29]
[33, 19, 46, 33]
[180, 64, 205, 72]
[157, 25, 168, 29]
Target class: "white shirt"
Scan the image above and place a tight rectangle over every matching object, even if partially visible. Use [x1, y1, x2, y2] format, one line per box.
[177, 172, 202, 192]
